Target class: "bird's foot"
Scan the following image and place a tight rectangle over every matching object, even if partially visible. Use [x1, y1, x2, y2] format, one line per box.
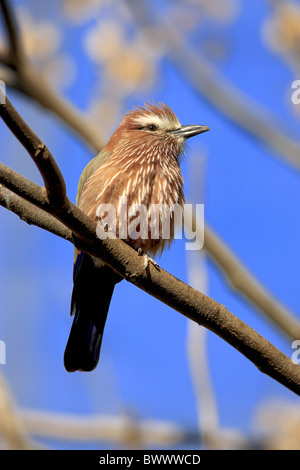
[137, 248, 160, 271]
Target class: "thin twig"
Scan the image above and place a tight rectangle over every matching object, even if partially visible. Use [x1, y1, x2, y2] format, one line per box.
[1, 95, 300, 397]
[0, 93, 68, 208]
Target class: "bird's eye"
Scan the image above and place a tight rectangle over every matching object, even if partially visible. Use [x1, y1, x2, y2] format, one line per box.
[147, 124, 157, 131]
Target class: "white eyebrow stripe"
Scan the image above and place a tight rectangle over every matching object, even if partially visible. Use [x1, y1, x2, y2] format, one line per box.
[134, 114, 180, 130]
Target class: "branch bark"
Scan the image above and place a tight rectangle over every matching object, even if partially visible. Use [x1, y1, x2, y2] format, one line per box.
[184, 205, 300, 339]
[1, 91, 300, 397]
[204, 225, 300, 339]
[0, 184, 72, 241]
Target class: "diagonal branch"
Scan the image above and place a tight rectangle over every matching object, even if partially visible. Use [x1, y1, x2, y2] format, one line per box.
[184, 205, 300, 340]
[0, 94, 67, 207]
[0, 184, 72, 241]
[204, 224, 300, 339]
[1, 93, 300, 397]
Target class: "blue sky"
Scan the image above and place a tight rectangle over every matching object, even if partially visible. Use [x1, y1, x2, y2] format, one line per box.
[0, 0, 300, 449]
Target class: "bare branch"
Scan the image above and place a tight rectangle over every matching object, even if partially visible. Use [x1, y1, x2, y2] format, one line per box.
[0, 184, 72, 241]
[0, 160, 95, 248]
[1, 94, 300, 397]
[184, 205, 300, 340]
[204, 224, 300, 339]
[0, 94, 68, 208]
[0, 162, 50, 210]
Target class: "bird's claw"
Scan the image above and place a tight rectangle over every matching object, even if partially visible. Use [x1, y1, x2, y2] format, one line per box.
[137, 248, 159, 271]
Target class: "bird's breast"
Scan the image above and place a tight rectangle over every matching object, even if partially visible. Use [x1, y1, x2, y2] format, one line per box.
[79, 151, 184, 256]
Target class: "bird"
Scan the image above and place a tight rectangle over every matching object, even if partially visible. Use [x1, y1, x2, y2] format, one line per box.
[64, 102, 209, 372]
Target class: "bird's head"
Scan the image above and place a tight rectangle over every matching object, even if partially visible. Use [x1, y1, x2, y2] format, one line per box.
[105, 102, 209, 160]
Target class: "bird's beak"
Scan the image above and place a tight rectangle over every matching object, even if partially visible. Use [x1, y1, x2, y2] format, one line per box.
[170, 125, 210, 139]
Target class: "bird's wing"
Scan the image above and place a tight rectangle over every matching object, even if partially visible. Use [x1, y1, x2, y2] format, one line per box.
[76, 149, 112, 204]
[73, 148, 112, 265]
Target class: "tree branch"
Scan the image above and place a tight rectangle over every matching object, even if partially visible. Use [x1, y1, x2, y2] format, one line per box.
[0, 95, 68, 207]
[204, 224, 300, 339]
[184, 205, 300, 340]
[0, 184, 72, 241]
[1, 92, 300, 396]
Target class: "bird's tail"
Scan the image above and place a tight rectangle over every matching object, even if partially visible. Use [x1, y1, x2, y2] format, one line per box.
[64, 252, 120, 372]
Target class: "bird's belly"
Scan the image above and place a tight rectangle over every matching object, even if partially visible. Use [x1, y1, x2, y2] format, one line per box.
[92, 163, 183, 257]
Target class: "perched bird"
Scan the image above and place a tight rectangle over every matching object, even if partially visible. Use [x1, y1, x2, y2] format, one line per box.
[64, 102, 209, 372]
